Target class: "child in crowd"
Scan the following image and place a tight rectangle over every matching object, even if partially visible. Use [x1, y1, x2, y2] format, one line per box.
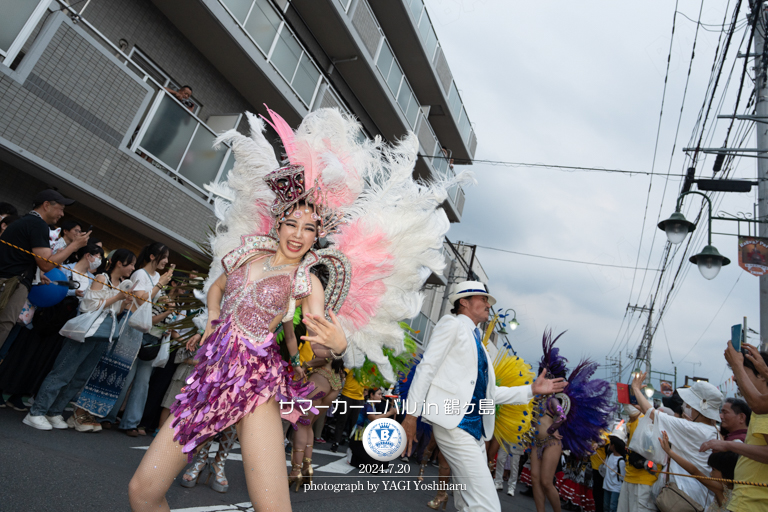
[603, 430, 627, 512]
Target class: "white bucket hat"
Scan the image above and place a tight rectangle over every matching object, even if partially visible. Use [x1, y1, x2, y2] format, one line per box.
[447, 280, 496, 306]
[677, 381, 723, 422]
[608, 421, 628, 444]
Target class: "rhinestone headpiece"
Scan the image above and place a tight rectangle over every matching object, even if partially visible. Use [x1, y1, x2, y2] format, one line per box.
[263, 163, 345, 237]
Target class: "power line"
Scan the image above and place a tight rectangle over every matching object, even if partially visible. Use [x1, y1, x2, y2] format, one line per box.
[425, 156, 764, 181]
[474, 245, 662, 271]
[678, 273, 743, 365]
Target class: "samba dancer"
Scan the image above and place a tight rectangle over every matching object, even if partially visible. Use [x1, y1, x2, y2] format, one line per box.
[529, 331, 614, 512]
[403, 281, 567, 512]
[129, 106, 464, 511]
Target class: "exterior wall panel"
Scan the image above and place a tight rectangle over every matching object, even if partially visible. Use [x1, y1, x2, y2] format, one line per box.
[0, 13, 216, 250]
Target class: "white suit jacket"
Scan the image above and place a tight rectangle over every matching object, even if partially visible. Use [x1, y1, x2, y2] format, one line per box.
[406, 314, 533, 441]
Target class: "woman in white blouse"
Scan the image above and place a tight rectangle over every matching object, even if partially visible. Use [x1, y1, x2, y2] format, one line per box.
[98, 242, 174, 434]
[63, 243, 103, 299]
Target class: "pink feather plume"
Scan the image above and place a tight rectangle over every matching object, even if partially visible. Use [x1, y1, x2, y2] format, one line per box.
[333, 219, 394, 330]
[261, 105, 298, 166]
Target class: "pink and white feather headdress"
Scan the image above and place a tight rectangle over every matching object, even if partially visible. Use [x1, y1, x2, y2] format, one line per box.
[204, 106, 474, 381]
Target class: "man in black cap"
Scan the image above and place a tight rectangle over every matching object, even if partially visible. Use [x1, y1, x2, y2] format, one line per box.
[0, 190, 89, 347]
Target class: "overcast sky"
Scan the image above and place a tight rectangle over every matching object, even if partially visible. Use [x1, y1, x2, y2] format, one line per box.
[426, 0, 759, 394]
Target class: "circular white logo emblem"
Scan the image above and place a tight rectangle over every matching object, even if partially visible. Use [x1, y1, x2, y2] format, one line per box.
[362, 418, 406, 461]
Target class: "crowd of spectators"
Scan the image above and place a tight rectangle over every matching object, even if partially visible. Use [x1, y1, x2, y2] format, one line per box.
[3, 190, 768, 509]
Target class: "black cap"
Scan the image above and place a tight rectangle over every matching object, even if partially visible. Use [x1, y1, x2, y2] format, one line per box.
[32, 189, 75, 207]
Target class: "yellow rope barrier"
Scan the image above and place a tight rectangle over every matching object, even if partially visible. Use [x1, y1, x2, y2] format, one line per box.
[654, 470, 768, 488]
[591, 450, 768, 488]
[0, 239, 167, 308]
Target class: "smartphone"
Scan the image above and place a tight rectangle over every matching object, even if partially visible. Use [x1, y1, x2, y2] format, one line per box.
[731, 324, 743, 352]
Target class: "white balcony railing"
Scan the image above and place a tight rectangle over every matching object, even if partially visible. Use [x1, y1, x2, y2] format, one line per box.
[131, 91, 234, 196]
[218, 0, 324, 109]
[405, 0, 476, 150]
[375, 38, 421, 128]
[414, 112, 464, 215]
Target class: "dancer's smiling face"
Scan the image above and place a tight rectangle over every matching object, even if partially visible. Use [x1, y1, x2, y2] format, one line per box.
[276, 206, 317, 259]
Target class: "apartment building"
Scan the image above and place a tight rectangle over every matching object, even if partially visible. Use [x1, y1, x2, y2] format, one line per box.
[0, 0, 477, 333]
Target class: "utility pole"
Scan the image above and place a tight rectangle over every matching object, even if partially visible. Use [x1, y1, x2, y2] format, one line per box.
[627, 300, 654, 380]
[755, 0, 768, 351]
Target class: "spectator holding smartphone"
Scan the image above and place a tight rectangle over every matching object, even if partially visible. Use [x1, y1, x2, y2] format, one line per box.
[706, 343, 768, 511]
[630, 371, 720, 510]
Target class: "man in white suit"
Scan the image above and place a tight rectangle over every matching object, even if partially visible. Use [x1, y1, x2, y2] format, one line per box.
[403, 281, 566, 512]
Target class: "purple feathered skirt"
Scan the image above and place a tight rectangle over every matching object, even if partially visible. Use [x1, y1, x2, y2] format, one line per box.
[170, 315, 316, 461]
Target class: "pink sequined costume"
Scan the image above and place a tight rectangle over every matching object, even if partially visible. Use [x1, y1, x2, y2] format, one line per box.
[171, 242, 318, 461]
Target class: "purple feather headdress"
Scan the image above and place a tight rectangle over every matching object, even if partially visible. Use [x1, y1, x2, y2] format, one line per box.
[557, 358, 617, 457]
[538, 329, 568, 379]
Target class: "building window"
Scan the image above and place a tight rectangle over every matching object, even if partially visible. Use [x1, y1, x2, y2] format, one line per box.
[219, 0, 324, 109]
[1, 0, 48, 67]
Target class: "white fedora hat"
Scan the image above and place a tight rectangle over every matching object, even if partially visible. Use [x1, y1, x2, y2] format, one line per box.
[448, 280, 496, 306]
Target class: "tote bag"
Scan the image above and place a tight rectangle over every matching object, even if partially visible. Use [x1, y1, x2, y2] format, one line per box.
[59, 301, 105, 342]
[127, 269, 157, 333]
[127, 297, 153, 333]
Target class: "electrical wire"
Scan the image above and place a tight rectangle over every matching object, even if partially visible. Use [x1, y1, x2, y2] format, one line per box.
[677, 273, 743, 365]
[473, 245, 662, 271]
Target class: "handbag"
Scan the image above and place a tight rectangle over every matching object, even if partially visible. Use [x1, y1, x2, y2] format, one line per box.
[137, 332, 162, 361]
[151, 334, 171, 368]
[59, 300, 106, 342]
[656, 482, 704, 512]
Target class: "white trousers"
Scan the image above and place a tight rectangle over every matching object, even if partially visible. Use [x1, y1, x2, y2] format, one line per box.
[493, 445, 521, 491]
[432, 423, 500, 512]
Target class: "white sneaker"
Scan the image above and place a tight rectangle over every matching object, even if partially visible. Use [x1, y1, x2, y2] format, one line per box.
[23, 413, 52, 431]
[67, 413, 95, 432]
[45, 415, 69, 429]
[495, 482, 503, 491]
[507, 488, 515, 497]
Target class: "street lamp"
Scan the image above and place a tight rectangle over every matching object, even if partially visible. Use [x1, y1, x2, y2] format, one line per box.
[657, 191, 730, 280]
[632, 367, 643, 379]
[497, 308, 519, 335]
[644, 383, 655, 399]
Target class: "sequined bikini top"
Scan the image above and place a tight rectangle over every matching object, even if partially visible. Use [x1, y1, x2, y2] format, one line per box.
[220, 262, 292, 343]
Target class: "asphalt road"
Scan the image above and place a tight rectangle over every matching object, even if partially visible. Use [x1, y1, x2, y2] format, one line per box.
[0, 406, 549, 511]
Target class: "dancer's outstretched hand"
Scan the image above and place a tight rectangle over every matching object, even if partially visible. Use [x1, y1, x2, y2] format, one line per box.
[402, 415, 417, 456]
[302, 310, 348, 355]
[530, 369, 567, 395]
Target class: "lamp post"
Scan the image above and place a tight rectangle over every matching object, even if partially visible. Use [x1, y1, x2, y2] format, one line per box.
[658, 191, 731, 280]
[644, 383, 655, 399]
[496, 308, 519, 335]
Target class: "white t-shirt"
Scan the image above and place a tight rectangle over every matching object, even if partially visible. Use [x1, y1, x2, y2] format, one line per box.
[130, 269, 160, 299]
[603, 453, 625, 492]
[653, 410, 719, 509]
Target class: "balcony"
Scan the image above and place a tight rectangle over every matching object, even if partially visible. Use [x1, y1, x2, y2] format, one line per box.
[130, 90, 235, 197]
[413, 112, 464, 222]
[368, 0, 477, 161]
[149, 0, 332, 126]
[0, 6, 219, 262]
[288, 0, 425, 143]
